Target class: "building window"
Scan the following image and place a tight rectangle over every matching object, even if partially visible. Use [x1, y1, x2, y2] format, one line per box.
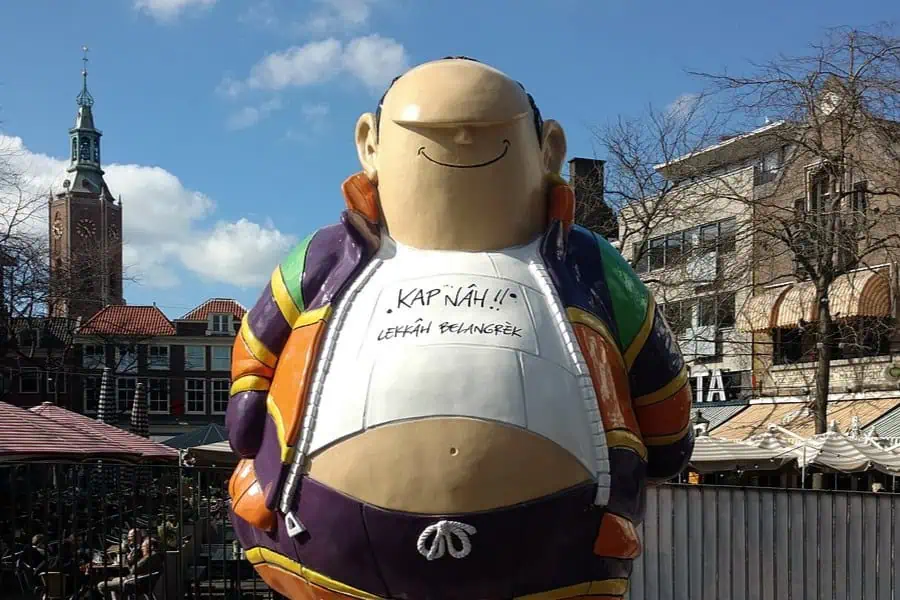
[209, 313, 233, 335]
[46, 372, 66, 395]
[851, 181, 868, 215]
[83, 376, 101, 413]
[662, 299, 694, 335]
[148, 345, 169, 370]
[632, 218, 736, 274]
[147, 378, 170, 414]
[116, 377, 136, 413]
[775, 316, 893, 365]
[82, 344, 105, 369]
[184, 346, 206, 371]
[116, 345, 138, 373]
[211, 379, 230, 414]
[697, 293, 735, 329]
[211, 346, 231, 371]
[754, 146, 786, 185]
[185, 379, 206, 414]
[19, 368, 39, 394]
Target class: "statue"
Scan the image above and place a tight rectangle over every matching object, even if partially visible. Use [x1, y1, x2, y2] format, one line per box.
[226, 56, 693, 600]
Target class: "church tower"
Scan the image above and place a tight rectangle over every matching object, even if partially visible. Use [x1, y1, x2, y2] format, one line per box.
[49, 47, 124, 320]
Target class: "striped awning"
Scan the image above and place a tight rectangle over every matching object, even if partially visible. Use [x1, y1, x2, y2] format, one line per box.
[736, 285, 791, 332]
[757, 269, 892, 331]
[689, 435, 794, 473]
[774, 281, 819, 328]
[828, 269, 892, 319]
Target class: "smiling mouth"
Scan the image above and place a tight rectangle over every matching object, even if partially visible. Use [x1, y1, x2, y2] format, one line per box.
[418, 140, 511, 169]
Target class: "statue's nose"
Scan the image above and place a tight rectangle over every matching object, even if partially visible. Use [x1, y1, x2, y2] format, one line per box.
[453, 127, 474, 145]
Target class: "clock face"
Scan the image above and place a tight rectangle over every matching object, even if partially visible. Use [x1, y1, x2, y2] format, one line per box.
[76, 218, 96, 239]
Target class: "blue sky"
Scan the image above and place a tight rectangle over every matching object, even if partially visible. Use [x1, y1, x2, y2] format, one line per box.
[0, 0, 895, 318]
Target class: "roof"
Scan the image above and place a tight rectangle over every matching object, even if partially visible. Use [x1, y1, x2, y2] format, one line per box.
[865, 405, 900, 439]
[163, 423, 228, 449]
[654, 120, 789, 176]
[0, 401, 141, 462]
[692, 405, 748, 431]
[179, 298, 246, 321]
[29, 402, 179, 462]
[79, 305, 175, 337]
[7, 316, 81, 346]
[711, 399, 900, 440]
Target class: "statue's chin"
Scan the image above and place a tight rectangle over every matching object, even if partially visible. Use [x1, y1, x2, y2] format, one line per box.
[305, 416, 593, 514]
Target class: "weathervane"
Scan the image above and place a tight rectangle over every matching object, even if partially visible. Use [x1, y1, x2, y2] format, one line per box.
[77, 44, 94, 108]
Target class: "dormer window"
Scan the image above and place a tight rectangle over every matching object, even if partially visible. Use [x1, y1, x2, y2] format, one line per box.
[208, 313, 233, 335]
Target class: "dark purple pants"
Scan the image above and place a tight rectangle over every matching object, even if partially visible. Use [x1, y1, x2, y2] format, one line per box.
[231, 477, 633, 600]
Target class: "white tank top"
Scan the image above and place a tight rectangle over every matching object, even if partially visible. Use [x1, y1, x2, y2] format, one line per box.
[306, 234, 610, 489]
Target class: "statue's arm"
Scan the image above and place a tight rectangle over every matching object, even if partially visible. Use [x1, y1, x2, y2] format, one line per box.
[592, 232, 694, 481]
[624, 296, 694, 481]
[226, 235, 313, 458]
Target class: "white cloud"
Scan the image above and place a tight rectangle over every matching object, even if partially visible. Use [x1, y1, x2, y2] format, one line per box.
[216, 76, 245, 98]
[0, 135, 296, 290]
[301, 103, 330, 120]
[239, 0, 379, 36]
[342, 35, 407, 90]
[306, 0, 377, 35]
[233, 34, 407, 95]
[666, 93, 701, 119]
[180, 219, 296, 287]
[226, 97, 283, 130]
[246, 39, 345, 91]
[134, 0, 217, 22]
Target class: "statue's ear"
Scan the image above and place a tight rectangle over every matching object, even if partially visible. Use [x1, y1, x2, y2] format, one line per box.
[541, 119, 567, 175]
[355, 112, 379, 183]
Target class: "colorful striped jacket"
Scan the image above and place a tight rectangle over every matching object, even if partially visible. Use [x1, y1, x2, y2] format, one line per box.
[226, 174, 694, 563]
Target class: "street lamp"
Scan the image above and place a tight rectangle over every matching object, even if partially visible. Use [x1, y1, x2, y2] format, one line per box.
[693, 410, 710, 437]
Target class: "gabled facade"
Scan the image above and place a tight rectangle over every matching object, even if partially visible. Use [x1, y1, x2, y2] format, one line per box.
[71, 298, 245, 436]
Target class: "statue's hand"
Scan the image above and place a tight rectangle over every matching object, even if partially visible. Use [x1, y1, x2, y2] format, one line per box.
[225, 391, 267, 458]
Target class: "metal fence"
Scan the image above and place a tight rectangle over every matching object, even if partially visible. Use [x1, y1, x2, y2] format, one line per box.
[3, 463, 898, 600]
[629, 484, 900, 600]
[0, 461, 275, 599]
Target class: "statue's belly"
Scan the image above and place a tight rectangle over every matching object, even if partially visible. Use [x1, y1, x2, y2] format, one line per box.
[306, 344, 599, 513]
[302, 251, 607, 513]
[307, 416, 593, 513]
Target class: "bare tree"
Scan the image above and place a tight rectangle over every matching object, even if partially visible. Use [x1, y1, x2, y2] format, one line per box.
[0, 137, 130, 404]
[591, 91, 759, 391]
[594, 92, 730, 270]
[596, 26, 900, 445]
[690, 24, 900, 438]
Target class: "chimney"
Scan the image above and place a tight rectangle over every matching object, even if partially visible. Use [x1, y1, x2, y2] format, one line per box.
[567, 157, 617, 239]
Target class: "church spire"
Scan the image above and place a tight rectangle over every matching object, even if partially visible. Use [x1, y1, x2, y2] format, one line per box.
[67, 45, 108, 196]
[76, 45, 94, 109]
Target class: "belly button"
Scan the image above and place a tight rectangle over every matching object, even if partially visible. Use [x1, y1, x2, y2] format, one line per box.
[449, 447, 459, 456]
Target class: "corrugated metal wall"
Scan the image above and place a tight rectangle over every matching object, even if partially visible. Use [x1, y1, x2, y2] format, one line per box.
[627, 485, 900, 600]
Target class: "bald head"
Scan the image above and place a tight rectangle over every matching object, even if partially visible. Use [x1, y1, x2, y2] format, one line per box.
[355, 57, 566, 251]
[379, 59, 541, 135]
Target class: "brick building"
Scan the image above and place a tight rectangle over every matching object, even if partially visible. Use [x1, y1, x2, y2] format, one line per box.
[69, 299, 244, 437]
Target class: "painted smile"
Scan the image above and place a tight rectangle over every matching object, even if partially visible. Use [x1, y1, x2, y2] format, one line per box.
[418, 140, 511, 169]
